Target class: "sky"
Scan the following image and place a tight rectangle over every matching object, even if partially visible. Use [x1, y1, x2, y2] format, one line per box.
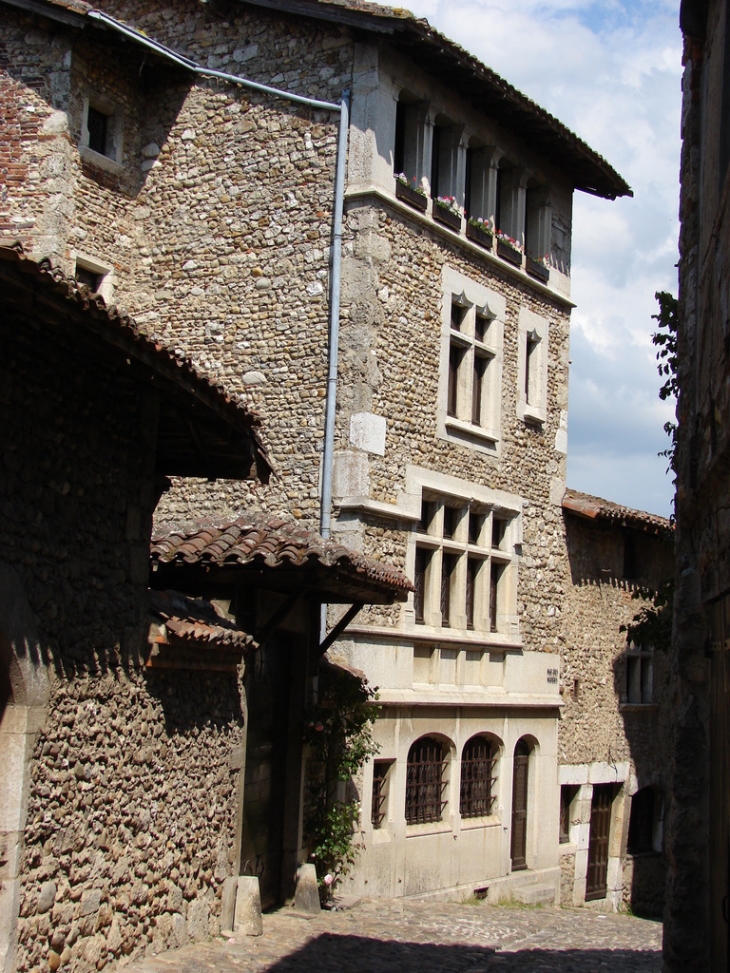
[403, 0, 682, 517]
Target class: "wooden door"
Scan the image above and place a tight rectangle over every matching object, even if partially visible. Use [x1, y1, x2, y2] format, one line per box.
[510, 740, 530, 870]
[239, 634, 291, 910]
[586, 784, 614, 901]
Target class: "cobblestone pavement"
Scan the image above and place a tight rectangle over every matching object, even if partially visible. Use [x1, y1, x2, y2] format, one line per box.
[124, 898, 662, 973]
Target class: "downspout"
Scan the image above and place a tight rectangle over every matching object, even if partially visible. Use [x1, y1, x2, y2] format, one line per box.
[320, 90, 350, 541]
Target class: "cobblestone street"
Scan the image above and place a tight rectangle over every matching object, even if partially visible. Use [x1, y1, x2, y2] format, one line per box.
[124, 898, 662, 973]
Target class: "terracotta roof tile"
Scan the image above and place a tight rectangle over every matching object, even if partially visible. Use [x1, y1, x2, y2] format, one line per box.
[151, 516, 414, 595]
[149, 588, 255, 651]
[563, 488, 672, 535]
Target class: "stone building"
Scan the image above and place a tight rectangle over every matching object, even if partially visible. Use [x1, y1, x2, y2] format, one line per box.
[668, 0, 730, 969]
[0, 0, 666, 955]
[559, 490, 672, 918]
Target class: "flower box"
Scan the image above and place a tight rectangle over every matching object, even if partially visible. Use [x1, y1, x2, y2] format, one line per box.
[466, 222, 493, 249]
[526, 257, 550, 284]
[395, 180, 427, 212]
[433, 204, 461, 231]
[496, 239, 522, 267]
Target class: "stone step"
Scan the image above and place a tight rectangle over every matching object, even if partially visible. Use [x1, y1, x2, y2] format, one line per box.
[512, 883, 556, 906]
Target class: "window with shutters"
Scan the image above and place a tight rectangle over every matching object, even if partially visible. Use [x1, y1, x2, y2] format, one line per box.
[439, 268, 504, 452]
[412, 491, 514, 635]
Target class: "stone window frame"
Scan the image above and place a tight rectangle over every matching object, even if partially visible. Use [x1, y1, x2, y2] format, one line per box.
[79, 94, 124, 173]
[438, 266, 505, 453]
[517, 307, 549, 427]
[73, 252, 115, 304]
[404, 734, 450, 826]
[405, 466, 521, 642]
[459, 732, 500, 822]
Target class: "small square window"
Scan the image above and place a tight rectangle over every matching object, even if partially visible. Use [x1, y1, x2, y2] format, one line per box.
[80, 96, 122, 169]
[87, 105, 110, 156]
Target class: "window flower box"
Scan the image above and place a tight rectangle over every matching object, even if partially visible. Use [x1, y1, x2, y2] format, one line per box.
[526, 257, 549, 284]
[395, 179, 427, 212]
[496, 239, 522, 267]
[466, 221, 493, 250]
[433, 203, 461, 231]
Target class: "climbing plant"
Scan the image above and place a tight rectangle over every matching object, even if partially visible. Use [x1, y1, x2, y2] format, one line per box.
[302, 661, 379, 904]
[619, 292, 679, 650]
[651, 290, 678, 475]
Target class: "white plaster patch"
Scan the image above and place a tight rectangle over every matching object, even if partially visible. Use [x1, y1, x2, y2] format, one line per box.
[349, 412, 386, 455]
[332, 450, 369, 497]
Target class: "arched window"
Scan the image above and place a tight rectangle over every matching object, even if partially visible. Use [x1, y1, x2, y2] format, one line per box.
[405, 736, 448, 824]
[460, 735, 498, 818]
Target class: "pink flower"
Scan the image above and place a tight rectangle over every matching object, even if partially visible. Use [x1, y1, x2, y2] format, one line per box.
[323, 873, 334, 886]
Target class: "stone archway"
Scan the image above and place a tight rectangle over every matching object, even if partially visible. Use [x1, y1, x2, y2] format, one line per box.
[0, 563, 50, 973]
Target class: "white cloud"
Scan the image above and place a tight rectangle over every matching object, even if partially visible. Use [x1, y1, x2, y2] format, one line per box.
[405, 0, 680, 516]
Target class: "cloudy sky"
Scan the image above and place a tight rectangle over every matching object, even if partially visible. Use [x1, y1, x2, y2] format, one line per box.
[405, 0, 681, 516]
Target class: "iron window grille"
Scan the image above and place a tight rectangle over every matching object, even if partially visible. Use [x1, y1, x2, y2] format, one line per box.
[460, 736, 497, 818]
[371, 761, 392, 829]
[405, 737, 448, 824]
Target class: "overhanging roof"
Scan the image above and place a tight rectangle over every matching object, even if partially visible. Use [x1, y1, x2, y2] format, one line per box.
[239, 0, 631, 200]
[2, 0, 630, 199]
[150, 516, 414, 604]
[0, 244, 271, 482]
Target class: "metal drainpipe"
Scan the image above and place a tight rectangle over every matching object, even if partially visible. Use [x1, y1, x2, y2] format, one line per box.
[86, 10, 350, 636]
[319, 89, 350, 541]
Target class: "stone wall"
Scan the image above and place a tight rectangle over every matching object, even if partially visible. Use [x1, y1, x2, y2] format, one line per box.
[13, 668, 242, 973]
[667, 1, 723, 967]
[0, 286, 245, 971]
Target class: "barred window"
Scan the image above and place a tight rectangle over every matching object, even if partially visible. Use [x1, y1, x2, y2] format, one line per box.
[371, 760, 393, 829]
[460, 735, 497, 818]
[405, 736, 448, 825]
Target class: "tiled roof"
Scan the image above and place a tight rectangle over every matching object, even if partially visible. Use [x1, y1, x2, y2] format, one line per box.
[563, 488, 672, 535]
[150, 516, 414, 599]
[0, 243, 271, 481]
[148, 588, 255, 651]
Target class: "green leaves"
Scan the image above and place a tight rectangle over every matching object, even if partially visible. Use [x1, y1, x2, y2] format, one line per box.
[302, 664, 380, 904]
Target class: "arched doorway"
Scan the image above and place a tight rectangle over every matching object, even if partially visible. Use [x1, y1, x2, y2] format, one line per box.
[510, 738, 531, 871]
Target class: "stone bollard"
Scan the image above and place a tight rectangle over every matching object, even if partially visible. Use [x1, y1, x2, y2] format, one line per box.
[220, 876, 239, 935]
[293, 863, 321, 915]
[234, 876, 264, 936]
